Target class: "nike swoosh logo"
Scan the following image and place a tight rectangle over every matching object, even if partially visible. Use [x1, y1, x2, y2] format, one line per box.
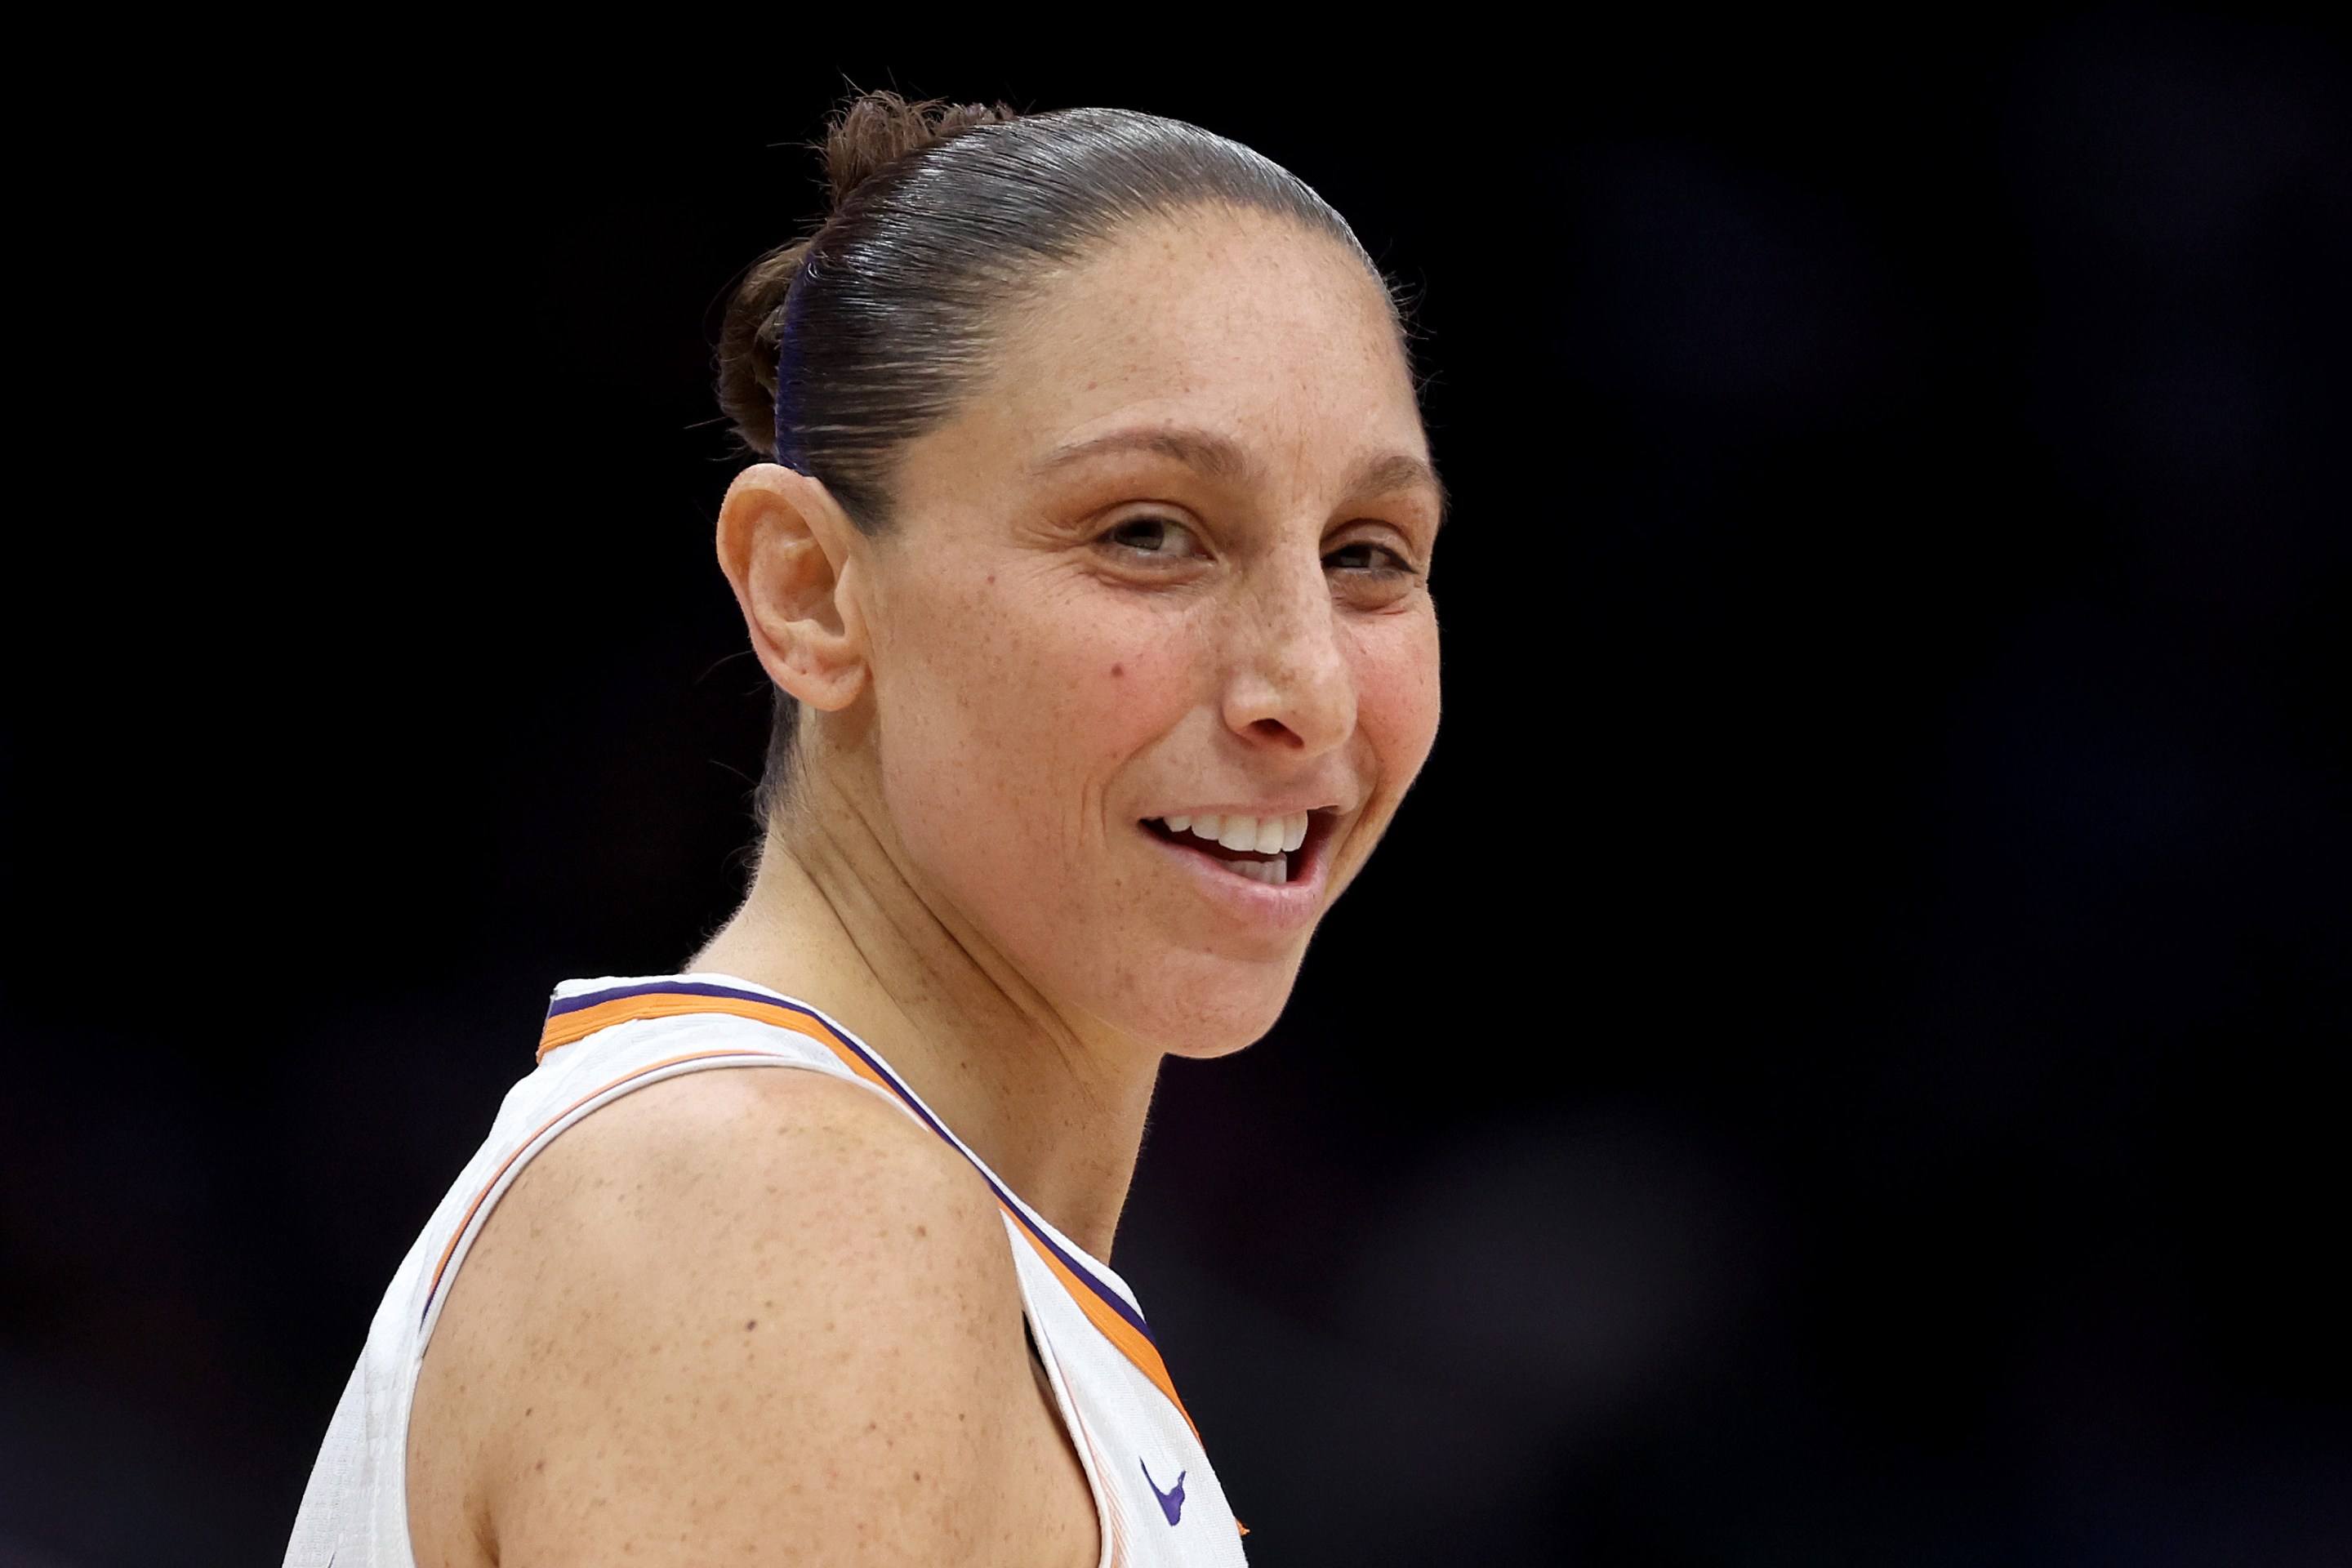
[1139, 1458, 1187, 1526]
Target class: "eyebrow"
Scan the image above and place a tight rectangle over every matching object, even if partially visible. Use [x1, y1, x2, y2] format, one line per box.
[1036, 426, 1257, 484]
[1036, 426, 1447, 517]
[1347, 452, 1449, 518]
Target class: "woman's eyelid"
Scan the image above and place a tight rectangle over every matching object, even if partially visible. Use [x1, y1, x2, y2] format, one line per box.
[1098, 510, 1212, 564]
[1104, 502, 1209, 546]
[1325, 515, 1427, 568]
[1325, 535, 1422, 574]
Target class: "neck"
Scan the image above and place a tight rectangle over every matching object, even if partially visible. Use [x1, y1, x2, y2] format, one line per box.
[690, 758, 1160, 1260]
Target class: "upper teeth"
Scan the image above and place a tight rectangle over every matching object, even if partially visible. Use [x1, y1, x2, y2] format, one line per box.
[1161, 812, 1311, 855]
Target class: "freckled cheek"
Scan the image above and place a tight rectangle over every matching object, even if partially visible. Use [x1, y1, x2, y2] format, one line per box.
[889, 583, 1190, 827]
[1078, 646, 1192, 760]
[982, 600, 1195, 769]
[1352, 616, 1442, 803]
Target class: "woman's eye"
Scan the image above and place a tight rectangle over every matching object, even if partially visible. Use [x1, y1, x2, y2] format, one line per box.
[1325, 541, 1410, 574]
[1102, 516, 1205, 559]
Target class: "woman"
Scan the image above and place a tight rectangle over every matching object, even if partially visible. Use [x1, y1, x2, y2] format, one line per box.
[288, 92, 1443, 1566]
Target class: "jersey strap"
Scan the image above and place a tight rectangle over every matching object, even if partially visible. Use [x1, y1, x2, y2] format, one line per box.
[538, 979, 1200, 1439]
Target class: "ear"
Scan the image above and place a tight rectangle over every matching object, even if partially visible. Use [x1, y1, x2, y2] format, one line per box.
[715, 464, 872, 712]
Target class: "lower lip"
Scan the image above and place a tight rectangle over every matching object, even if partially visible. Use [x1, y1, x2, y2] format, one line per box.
[1143, 824, 1329, 929]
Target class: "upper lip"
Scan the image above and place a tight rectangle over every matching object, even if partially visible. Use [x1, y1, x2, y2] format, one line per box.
[1143, 801, 1347, 821]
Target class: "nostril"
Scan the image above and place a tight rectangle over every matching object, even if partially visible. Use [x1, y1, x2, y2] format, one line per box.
[1248, 718, 1300, 746]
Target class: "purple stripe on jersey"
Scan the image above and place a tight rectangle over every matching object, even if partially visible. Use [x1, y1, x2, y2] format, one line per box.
[545, 978, 782, 1018]
[546, 979, 1160, 1346]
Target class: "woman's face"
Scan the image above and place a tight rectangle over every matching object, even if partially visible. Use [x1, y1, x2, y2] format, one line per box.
[855, 208, 1442, 1057]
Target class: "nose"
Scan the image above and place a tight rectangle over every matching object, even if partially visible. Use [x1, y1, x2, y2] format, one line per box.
[1219, 543, 1355, 756]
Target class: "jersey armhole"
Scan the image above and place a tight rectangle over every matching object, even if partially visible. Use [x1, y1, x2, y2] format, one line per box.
[1013, 1216, 1122, 1568]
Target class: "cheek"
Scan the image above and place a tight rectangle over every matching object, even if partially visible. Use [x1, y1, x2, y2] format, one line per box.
[875, 567, 1192, 871]
[1352, 608, 1443, 796]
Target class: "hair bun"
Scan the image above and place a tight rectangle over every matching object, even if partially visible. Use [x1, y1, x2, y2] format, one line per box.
[717, 93, 1015, 457]
[824, 91, 1013, 211]
[716, 238, 808, 458]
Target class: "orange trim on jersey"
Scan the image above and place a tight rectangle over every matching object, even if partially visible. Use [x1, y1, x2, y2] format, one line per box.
[1016, 1228, 1196, 1438]
[538, 991, 877, 1067]
[531, 987, 1200, 1438]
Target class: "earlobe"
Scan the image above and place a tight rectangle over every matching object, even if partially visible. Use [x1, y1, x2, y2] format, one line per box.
[716, 464, 871, 712]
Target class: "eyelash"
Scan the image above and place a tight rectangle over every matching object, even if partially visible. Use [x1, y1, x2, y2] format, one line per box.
[1101, 515, 1203, 559]
[1096, 517, 1419, 579]
[1324, 541, 1414, 575]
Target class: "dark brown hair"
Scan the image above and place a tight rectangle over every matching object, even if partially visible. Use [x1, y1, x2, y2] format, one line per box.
[716, 92, 1397, 822]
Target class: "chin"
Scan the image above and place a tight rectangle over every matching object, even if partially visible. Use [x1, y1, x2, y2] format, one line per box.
[1160, 1030, 1273, 1062]
[1107, 950, 1307, 1061]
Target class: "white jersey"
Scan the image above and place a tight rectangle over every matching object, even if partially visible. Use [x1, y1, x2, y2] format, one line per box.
[286, 973, 1245, 1567]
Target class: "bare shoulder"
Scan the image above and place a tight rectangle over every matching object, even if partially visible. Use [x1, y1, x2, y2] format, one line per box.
[408, 1065, 1094, 1568]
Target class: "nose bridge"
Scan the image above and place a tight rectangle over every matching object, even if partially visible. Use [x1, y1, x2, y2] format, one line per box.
[1225, 531, 1352, 747]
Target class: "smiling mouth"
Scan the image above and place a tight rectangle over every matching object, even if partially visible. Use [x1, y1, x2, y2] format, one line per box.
[1143, 811, 1317, 885]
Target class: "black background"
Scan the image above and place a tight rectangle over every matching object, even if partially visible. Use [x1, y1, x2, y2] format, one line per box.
[5, 14, 2347, 1564]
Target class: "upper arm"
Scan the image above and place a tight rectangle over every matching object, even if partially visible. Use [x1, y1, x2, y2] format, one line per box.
[407, 1066, 1096, 1568]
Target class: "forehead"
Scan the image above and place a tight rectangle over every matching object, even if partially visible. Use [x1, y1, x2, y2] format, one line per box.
[959, 208, 1424, 474]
